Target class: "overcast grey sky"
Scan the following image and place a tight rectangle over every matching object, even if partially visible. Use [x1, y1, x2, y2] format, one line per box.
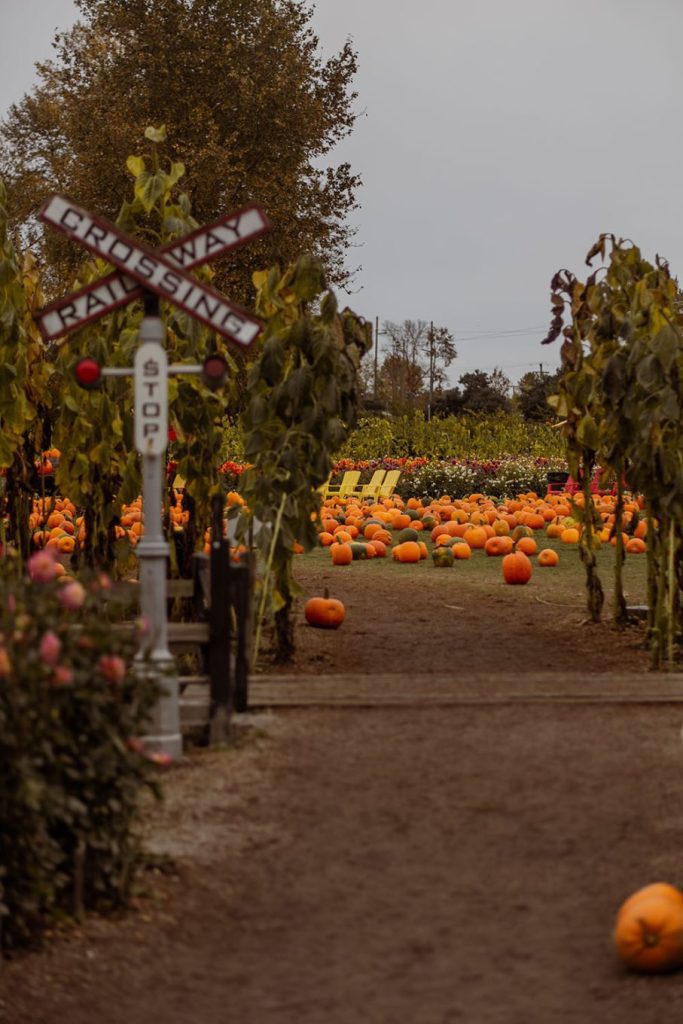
[1, 0, 682, 385]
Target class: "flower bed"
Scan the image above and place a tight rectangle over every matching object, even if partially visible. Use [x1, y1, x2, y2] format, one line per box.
[0, 548, 163, 951]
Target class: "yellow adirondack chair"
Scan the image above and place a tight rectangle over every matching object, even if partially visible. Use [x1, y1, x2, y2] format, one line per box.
[376, 469, 401, 499]
[322, 470, 361, 499]
[348, 469, 386, 502]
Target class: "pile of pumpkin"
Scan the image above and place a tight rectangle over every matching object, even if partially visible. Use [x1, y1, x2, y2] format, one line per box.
[316, 489, 648, 584]
[30, 496, 83, 554]
[29, 487, 208, 555]
[30, 495, 147, 554]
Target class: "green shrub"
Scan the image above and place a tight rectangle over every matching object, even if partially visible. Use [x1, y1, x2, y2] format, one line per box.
[335, 412, 566, 461]
[0, 551, 162, 951]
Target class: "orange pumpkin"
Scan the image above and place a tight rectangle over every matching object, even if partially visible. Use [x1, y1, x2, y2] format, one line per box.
[626, 537, 646, 554]
[537, 548, 559, 567]
[452, 542, 472, 560]
[484, 535, 514, 557]
[392, 513, 412, 531]
[502, 550, 532, 585]
[617, 883, 683, 922]
[515, 537, 537, 556]
[394, 541, 421, 563]
[614, 886, 683, 972]
[371, 528, 392, 546]
[304, 589, 345, 629]
[330, 542, 353, 566]
[463, 526, 487, 549]
[368, 539, 387, 558]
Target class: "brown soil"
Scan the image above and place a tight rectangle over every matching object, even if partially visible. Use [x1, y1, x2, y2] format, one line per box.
[4, 562, 683, 1023]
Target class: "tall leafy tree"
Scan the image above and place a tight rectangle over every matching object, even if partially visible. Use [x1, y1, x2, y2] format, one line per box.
[0, 0, 360, 303]
[434, 368, 511, 417]
[378, 319, 456, 415]
[515, 368, 562, 422]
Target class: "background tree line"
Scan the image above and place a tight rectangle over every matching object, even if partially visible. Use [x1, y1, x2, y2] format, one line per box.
[360, 318, 561, 422]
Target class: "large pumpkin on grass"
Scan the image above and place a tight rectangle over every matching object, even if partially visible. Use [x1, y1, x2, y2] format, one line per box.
[502, 550, 532, 585]
[614, 884, 683, 972]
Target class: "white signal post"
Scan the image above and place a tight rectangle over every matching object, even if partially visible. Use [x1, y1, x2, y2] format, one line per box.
[134, 307, 179, 757]
[38, 196, 270, 759]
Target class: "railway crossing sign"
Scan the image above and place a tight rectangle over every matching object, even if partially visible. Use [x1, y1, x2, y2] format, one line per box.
[38, 196, 270, 347]
[38, 193, 271, 757]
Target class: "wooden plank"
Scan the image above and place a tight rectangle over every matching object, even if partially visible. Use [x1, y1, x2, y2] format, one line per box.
[167, 579, 196, 599]
[167, 621, 209, 644]
[105, 578, 195, 601]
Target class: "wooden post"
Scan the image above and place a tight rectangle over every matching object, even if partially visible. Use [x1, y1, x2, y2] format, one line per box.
[232, 555, 250, 712]
[208, 494, 232, 743]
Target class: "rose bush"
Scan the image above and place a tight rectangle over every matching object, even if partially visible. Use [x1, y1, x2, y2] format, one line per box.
[0, 549, 162, 951]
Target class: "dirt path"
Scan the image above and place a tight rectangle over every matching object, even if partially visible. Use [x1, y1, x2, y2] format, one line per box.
[4, 566, 683, 1023]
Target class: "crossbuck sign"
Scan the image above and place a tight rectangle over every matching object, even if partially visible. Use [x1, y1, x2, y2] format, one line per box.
[39, 194, 271, 757]
[38, 196, 269, 347]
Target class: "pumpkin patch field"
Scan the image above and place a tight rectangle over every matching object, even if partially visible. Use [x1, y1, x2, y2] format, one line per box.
[289, 488, 651, 678]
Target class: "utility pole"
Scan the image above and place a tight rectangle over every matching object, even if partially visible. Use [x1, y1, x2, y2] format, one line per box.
[427, 320, 435, 421]
[374, 315, 379, 401]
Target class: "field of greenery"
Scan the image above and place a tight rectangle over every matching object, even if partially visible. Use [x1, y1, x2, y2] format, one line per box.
[215, 410, 569, 501]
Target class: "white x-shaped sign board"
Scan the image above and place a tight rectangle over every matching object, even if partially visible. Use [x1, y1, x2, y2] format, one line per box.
[39, 196, 270, 348]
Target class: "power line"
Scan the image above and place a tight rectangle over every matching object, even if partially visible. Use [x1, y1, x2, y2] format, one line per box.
[455, 326, 548, 343]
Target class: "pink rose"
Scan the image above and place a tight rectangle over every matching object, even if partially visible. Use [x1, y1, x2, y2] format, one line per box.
[97, 654, 127, 685]
[39, 630, 62, 667]
[28, 548, 60, 582]
[50, 664, 74, 687]
[58, 581, 86, 610]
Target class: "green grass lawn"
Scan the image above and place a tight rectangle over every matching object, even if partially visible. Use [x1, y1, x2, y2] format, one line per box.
[296, 533, 649, 613]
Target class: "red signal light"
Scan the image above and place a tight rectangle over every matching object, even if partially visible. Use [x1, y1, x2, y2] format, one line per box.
[74, 356, 102, 389]
[201, 354, 229, 391]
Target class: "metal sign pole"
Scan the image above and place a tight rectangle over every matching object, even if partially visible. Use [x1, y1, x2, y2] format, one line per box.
[135, 296, 181, 758]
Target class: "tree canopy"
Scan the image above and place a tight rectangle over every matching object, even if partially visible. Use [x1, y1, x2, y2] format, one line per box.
[433, 368, 511, 417]
[514, 368, 562, 422]
[371, 319, 456, 415]
[0, 0, 360, 303]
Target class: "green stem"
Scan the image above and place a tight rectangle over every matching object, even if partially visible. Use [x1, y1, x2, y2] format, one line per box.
[651, 513, 667, 670]
[645, 502, 657, 636]
[252, 492, 288, 666]
[667, 518, 676, 667]
[612, 472, 627, 626]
